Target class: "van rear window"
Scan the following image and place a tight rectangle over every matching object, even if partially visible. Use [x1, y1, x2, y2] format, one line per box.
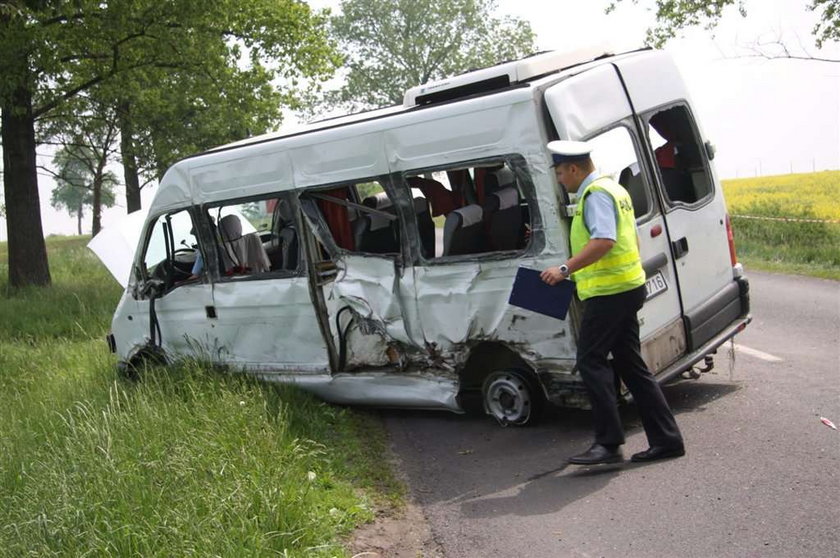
[646, 105, 714, 206]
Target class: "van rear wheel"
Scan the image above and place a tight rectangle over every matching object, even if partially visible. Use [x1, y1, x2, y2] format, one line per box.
[482, 369, 543, 426]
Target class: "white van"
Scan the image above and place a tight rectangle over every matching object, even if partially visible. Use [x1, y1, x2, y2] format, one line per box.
[97, 47, 751, 425]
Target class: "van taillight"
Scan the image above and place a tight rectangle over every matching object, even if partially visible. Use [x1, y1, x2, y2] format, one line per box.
[725, 213, 738, 266]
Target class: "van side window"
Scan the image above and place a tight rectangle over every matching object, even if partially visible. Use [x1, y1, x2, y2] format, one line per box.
[646, 105, 713, 206]
[585, 127, 652, 220]
[303, 179, 400, 255]
[206, 197, 289, 277]
[403, 159, 532, 259]
[140, 209, 200, 289]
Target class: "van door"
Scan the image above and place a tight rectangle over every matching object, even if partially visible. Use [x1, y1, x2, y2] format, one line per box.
[298, 179, 416, 372]
[543, 63, 687, 372]
[612, 52, 743, 351]
[204, 195, 332, 373]
[135, 208, 217, 359]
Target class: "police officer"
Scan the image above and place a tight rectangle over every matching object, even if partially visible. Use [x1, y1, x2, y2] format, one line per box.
[541, 140, 684, 465]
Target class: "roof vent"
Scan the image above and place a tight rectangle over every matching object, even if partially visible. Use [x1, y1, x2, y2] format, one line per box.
[403, 44, 614, 108]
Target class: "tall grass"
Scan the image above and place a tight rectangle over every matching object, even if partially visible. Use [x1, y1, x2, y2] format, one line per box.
[723, 171, 840, 279]
[0, 236, 400, 556]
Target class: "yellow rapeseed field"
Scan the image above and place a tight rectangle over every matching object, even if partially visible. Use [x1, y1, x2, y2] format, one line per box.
[722, 170, 840, 220]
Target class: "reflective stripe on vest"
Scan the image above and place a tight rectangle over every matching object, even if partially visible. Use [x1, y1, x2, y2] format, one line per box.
[570, 176, 646, 300]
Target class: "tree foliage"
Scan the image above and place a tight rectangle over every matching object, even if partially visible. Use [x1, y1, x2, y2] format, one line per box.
[50, 146, 117, 235]
[811, 0, 840, 47]
[325, 0, 537, 111]
[41, 95, 121, 236]
[608, 0, 839, 48]
[0, 0, 340, 287]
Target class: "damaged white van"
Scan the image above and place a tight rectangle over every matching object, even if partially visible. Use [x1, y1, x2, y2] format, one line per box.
[95, 47, 751, 425]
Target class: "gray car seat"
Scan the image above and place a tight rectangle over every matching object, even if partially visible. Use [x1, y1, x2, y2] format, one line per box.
[484, 186, 522, 251]
[443, 204, 484, 256]
[357, 192, 400, 253]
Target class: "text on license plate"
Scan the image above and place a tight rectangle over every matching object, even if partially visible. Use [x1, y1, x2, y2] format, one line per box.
[645, 271, 668, 300]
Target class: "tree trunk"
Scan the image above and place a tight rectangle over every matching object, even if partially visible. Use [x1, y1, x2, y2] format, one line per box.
[91, 168, 104, 236]
[118, 100, 142, 213]
[77, 204, 83, 235]
[2, 84, 51, 287]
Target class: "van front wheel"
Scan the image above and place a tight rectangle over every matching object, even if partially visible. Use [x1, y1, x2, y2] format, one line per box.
[482, 369, 543, 427]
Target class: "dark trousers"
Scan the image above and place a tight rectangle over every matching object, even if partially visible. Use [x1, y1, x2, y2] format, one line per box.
[577, 285, 683, 448]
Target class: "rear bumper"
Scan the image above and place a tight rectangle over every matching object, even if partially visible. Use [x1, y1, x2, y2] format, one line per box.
[658, 275, 750, 383]
[657, 312, 751, 384]
[684, 276, 749, 352]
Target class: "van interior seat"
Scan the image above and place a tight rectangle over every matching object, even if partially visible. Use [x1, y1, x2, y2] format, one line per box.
[356, 192, 399, 253]
[219, 214, 271, 274]
[484, 166, 515, 195]
[413, 197, 435, 258]
[443, 204, 484, 256]
[618, 164, 649, 217]
[483, 186, 522, 251]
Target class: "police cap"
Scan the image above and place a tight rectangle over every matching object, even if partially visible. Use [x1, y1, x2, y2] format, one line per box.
[547, 140, 593, 166]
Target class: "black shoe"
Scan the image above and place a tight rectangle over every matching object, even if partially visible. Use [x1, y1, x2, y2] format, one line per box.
[630, 445, 686, 463]
[568, 444, 623, 465]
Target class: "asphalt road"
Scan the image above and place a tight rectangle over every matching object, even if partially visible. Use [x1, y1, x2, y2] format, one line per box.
[384, 269, 840, 558]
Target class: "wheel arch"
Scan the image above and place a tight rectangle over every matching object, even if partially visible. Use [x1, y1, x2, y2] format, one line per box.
[458, 341, 545, 395]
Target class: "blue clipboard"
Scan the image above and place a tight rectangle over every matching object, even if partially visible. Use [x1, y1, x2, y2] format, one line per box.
[508, 266, 575, 320]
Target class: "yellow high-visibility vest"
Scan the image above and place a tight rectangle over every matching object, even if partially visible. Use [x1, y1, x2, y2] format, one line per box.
[570, 176, 645, 300]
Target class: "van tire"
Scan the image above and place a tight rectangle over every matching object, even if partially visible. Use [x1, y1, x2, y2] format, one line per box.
[482, 369, 543, 427]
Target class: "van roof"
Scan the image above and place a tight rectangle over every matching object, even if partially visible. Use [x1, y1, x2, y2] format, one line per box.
[150, 46, 654, 217]
[201, 45, 641, 158]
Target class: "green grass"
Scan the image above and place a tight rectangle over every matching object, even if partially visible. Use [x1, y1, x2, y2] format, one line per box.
[723, 172, 840, 280]
[0, 236, 402, 557]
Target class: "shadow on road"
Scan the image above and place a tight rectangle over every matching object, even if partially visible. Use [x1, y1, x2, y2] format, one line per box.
[382, 378, 741, 518]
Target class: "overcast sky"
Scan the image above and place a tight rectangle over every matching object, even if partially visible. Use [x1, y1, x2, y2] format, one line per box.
[2, 0, 838, 240]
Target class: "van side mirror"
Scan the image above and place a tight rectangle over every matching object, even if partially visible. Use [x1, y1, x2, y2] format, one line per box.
[704, 140, 716, 161]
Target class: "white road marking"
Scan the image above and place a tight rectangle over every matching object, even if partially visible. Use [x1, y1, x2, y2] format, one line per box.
[734, 344, 783, 362]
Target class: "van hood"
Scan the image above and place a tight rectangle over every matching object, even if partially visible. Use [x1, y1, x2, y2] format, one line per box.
[87, 207, 149, 288]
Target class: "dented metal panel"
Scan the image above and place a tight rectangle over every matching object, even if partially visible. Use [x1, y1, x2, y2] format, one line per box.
[210, 275, 331, 372]
[322, 254, 416, 369]
[410, 258, 578, 371]
[262, 373, 461, 412]
[147, 164, 192, 217]
[191, 147, 294, 202]
[291, 132, 389, 188]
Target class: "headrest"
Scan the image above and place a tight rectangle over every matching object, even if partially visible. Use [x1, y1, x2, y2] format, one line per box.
[277, 199, 294, 222]
[364, 192, 392, 210]
[486, 167, 515, 193]
[493, 187, 519, 210]
[453, 204, 483, 228]
[219, 214, 242, 241]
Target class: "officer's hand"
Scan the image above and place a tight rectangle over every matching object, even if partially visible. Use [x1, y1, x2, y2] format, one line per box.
[540, 267, 565, 286]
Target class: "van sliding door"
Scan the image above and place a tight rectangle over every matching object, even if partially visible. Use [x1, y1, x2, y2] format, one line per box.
[298, 179, 415, 374]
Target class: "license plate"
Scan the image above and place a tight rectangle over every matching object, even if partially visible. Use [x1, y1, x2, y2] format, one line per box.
[645, 270, 668, 300]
